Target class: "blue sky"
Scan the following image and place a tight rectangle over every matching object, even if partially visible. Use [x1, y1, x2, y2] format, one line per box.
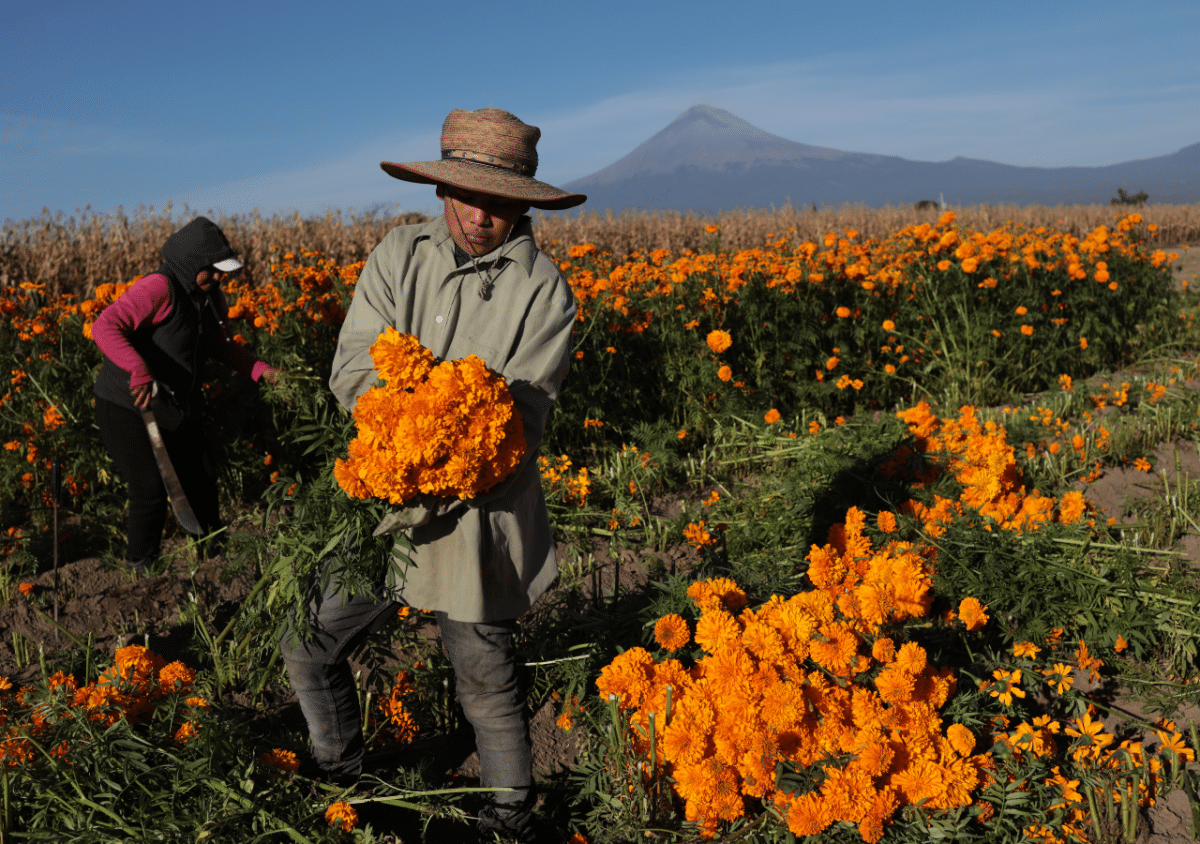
[3, 0, 1198, 223]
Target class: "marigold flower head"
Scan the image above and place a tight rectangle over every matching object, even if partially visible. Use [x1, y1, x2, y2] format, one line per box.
[174, 721, 200, 744]
[764, 408, 781, 424]
[957, 597, 989, 631]
[717, 365, 732, 382]
[325, 801, 358, 831]
[261, 748, 300, 772]
[1013, 641, 1041, 659]
[706, 329, 732, 354]
[683, 521, 715, 549]
[654, 614, 691, 652]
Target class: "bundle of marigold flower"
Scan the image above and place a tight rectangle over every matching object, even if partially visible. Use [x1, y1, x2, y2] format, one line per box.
[333, 328, 526, 504]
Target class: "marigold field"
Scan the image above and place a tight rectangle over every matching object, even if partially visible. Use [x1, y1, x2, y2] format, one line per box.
[3, 206, 1200, 842]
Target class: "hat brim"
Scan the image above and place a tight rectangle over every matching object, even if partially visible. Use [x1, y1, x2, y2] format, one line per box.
[381, 160, 586, 211]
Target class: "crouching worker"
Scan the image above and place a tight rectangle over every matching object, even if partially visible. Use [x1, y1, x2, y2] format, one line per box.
[280, 107, 585, 843]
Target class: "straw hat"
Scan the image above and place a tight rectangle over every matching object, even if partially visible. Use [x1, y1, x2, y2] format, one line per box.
[381, 108, 586, 211]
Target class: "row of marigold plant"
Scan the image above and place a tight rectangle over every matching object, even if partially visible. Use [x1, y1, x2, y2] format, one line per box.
[0, 213, 1183, 566]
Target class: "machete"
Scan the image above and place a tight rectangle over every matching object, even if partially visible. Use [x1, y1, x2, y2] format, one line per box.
[140, 405, 203, 535]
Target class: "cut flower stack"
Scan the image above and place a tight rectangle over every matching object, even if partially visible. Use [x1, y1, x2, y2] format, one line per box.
[333, 327, 526, 506]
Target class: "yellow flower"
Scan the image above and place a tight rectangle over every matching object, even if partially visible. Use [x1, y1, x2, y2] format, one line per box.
[989, 669, 1026, 706]
[1041, 663, 1074, 695]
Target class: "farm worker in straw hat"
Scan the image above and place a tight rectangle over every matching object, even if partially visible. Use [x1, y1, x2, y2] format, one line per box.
[91, 217, 283, 573]
[280, 107, 585, 842]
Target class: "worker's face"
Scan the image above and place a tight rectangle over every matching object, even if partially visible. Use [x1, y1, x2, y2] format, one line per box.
[195, 267, 226, 293]
[440, 185, 529, 256]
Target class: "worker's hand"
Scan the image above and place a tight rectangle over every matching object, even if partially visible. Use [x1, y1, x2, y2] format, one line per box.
[130, 381, 152, 409]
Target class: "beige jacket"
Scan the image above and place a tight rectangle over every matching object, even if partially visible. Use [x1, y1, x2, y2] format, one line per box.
[330, 215, 575, 622]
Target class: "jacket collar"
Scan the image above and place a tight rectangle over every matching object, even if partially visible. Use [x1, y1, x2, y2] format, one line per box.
[413, 215, 538, 277]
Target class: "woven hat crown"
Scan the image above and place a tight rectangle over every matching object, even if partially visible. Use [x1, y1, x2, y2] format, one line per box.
[379, 107, 586, 210]
[440, 109, 540, 177]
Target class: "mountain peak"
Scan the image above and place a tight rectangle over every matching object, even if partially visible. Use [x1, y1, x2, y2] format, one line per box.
[568, 105, 850, 187]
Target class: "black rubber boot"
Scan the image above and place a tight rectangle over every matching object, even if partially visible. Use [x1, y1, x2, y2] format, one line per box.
[476, 791, 542, 843]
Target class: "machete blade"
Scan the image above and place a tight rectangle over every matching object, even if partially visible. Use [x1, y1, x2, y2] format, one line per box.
[140, 406, 203, 535]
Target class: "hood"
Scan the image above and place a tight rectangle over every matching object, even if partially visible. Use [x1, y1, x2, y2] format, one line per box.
[157, 217, 238, 297]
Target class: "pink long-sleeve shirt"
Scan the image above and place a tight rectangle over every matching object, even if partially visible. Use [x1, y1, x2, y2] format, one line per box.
[91, 273, 269, 388]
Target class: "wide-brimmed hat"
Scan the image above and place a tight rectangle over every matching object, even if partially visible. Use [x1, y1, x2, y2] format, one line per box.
[381, 108, 586, 211]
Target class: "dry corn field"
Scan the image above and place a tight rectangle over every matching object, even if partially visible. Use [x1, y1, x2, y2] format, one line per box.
[4, 202, 1198, 296]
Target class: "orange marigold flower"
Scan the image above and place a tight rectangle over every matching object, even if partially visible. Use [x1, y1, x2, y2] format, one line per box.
[261, 748, 300, 772]
[704, 224, 720, 234]
[947, 723, 976, 757]
[1013, 641, 1041, 659]
[764, 408, 781, 424]
[1080, 336, 1088, 350]
[683, 521, 715, 548]
[876, 511, 897, 533]
[717, 365, 733, 382]
[835, 306, 851, 318]
[706, 330, 732, 354]
[1020, 324, 1034, 336]
[18, 583, 34, 596]
[325, 801, 358, 831]
[654, 614, 691, 652]
[825, 356, 839, 370]
[882, 319, 895, 331]
[957, 596, 989, 631]
[174, 721, 200, 745]
[871, 637, 896, 663]
[1114, 635, 1128, 653]
[1133, 457, 1151, 472]
[808, 420, 820, 435]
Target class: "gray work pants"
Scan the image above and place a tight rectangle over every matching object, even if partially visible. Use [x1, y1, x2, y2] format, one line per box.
[279, 571, 532, 803]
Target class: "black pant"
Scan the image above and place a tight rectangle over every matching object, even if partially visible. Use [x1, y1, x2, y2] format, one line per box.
[94, 398, 220, 563]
